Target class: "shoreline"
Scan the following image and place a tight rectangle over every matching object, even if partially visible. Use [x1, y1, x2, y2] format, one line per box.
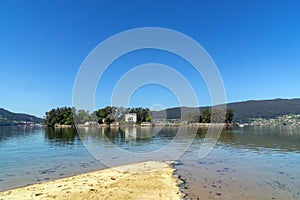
[0, 161, 183, 200]
[55, 123, 233, 128]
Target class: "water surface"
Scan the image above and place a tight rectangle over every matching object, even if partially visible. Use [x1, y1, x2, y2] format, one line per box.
[0, 126, 299, 199]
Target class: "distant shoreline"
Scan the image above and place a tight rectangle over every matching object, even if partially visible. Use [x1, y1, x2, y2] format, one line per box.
[52, 123, 231, 128]
[1, 122, 299, 128]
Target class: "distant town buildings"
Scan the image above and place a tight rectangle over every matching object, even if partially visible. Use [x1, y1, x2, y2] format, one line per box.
[125, 113, 137, 123]
[249, 114, 300, 126]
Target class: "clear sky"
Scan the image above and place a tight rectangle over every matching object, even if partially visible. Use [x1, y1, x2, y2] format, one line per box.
[0, 0, 299, 117]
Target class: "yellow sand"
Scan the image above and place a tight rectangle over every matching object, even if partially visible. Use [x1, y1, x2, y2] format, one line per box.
[0, 161, 182, 200]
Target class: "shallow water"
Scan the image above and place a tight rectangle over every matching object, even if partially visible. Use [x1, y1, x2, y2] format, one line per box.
[175, 126, 300, 199]
[0, 126, 299, 199]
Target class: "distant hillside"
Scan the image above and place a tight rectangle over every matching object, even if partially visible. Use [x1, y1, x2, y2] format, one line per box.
[226, 98, 300, 122]
[152, 98, 300, 123]
[0, 108, 44, 126]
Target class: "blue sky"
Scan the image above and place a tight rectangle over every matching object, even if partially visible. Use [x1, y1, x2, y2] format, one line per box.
[0, 0, 299, 117]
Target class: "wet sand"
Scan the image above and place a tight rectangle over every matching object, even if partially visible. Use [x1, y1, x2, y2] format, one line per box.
[0, 161, 182, 200]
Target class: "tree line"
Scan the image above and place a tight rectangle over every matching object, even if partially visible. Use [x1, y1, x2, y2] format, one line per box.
[184, 108, 234, 124]
[45, 106, 151, 127]
[45, 106, 233, 127]
[44, 107, 74, 127]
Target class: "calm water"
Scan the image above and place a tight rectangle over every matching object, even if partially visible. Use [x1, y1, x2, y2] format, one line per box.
[0, 126, 299, 199]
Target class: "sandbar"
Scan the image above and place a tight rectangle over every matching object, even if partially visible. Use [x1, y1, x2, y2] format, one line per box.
[0, 161, 182, 200]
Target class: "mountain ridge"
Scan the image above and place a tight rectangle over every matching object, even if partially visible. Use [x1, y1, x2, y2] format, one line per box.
[152, 98, 300, 122]
[0, 108, 44, 126]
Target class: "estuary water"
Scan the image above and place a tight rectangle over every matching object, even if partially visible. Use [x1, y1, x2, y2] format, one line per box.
[0, 126, 299, 199]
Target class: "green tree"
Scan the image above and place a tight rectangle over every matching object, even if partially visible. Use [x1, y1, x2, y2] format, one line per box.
[185, 112, 200, 123]
[45, 107, 74, 127]
[201, 109, 211, 123]
[200, 108, 234, 123]
[145, 115, 152, 122]
[226, 108, 234, 123]
[94, 106, 117, 124]
[104, 113, 115, 124]
[75, 109, 91, 124]
[211, 108, 226, 123]
[129, 107, 150, 123]
[95, 109, 107, 124]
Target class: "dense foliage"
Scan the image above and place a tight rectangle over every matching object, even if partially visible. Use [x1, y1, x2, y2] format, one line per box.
[184, 112, 201, 123]
[45, 107, 74, 127]
[75, 109, 96, 124]
[45, 106, 152, 127]
[129, 107, 151, 123]
[94, 106, 116, 124]
[93, 106, 152, 124]
[184, 108, 234, 123]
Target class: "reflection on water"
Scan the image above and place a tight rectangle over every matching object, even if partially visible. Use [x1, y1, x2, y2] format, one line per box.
[194, 126, 300, 153]
[77, 126, 178, 140]
[0, 127, 102, 192]
[76, 126, 180, 152]
[2, 126, 299, 154]
[0, 125, 299, 199]
[44, 127, 78, 145]
[177, 126, 300, 200]
[0, 126, 40, 142]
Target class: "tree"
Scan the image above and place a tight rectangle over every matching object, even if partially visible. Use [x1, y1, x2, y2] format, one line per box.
[75, 109, 91, 124]
[145, 115, 152, 122]
[200, 108, 234, 123]
[129, 107, 150, 123]
[94, 106, 118, 124]
[104, 113, 115, 124]
[45, 107, 74, 127]
[185, 112, 200, 123]
[226, 108, 234, 123]
[211, 108, 226, 123]
[201, 109, 211, 123]
[95, 109, 107, 124]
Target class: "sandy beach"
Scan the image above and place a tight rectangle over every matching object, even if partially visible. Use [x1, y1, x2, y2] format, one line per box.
[0, 161, 182, 200]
